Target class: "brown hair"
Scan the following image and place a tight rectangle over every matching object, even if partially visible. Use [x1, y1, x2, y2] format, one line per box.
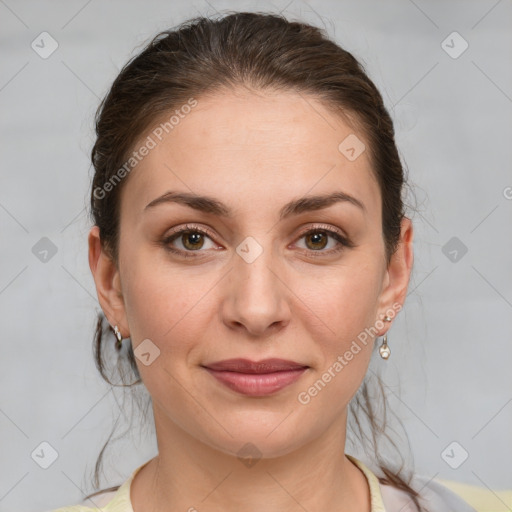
[86, 11, 424, 511]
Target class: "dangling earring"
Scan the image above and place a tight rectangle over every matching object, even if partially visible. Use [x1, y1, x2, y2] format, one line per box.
[379, 316, 392, 359]
[379, 333, 390, 359]
[113, 325, 123, 350]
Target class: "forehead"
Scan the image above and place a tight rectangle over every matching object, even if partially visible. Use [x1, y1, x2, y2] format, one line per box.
[120, 88, 381, 223]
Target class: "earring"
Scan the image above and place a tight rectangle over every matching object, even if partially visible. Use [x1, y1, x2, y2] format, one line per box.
[379, 334, 390, 359]
[113, 325, 123, 350]
[379, 315, 392, 359]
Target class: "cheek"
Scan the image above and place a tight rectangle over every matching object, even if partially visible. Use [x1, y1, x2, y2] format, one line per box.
[303, 259, 382, 340]
[121, 267, 211, 403]
[297, 260, 382, 391]
[121, 251, 214, 353]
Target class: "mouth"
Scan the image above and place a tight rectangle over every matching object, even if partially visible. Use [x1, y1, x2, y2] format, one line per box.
[201, 358, 309, 396]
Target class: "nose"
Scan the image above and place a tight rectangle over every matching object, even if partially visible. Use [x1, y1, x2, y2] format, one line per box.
[220, 241, 291, 337]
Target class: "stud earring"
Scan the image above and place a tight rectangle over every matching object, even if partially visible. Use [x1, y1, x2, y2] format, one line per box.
[379, 316, 392, 360]
[113, 325, 123, 350]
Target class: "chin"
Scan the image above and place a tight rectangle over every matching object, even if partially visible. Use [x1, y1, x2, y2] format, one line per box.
[197, 417, 313, 461]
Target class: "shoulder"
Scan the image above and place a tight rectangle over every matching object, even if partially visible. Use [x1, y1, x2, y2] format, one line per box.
[46, 488, 121, 512]
[45, 460, 150, 512]
[380, 474, 479, 512]
[347, 454, 479, 512]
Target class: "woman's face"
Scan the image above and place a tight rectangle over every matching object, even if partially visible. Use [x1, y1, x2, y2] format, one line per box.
[90, 88, 413, 458]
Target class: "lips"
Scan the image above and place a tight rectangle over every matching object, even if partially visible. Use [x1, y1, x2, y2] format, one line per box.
[203, 358, 308, 373]
[202, 358, 309, 396]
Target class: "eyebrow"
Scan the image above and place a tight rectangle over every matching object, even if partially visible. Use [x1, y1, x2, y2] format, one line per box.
[144, 190, 366, 219]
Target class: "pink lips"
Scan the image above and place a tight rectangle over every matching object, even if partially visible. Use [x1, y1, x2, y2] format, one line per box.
[202, 358, 309, 396]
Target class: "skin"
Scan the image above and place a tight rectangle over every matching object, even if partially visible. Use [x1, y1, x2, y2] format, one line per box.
[88, 87, 413, 512]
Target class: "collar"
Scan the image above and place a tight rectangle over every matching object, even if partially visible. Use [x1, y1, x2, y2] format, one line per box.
[105, 455, 386, 512]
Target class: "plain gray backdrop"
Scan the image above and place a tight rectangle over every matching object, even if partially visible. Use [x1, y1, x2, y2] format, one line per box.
[1, 1, 511, 511]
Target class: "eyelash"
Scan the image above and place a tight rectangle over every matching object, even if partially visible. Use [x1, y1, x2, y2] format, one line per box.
[161, 223, 354, 259]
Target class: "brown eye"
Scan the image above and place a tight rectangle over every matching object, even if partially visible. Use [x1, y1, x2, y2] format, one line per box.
[304, 231, 329, 250]
[162, 225, 218, 258]
[180, 231, 205, 250]
[295, 227, 353, 257]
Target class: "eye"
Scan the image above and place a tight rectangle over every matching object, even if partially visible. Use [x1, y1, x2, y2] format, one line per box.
[294, 225, 353, 256]
[162, 224, 218, 258]
[161, 223, 354, 259]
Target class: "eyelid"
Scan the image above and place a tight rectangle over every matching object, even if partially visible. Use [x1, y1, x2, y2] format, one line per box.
[294, 223, 351, 244]
[166, 223, 216, 240]
[165, 223, 349, 241]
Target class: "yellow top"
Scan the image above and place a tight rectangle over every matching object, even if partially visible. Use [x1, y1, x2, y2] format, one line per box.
[48, 455, 489, 512]
[48, 455, 385, 512]
[434, 478, 512, 512]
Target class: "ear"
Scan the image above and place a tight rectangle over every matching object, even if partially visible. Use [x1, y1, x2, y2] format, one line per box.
[88, 226, 129, 338]
[375, 217, 414, 335]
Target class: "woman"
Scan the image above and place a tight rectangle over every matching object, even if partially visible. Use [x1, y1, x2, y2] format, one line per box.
[51, 11, 477, 512]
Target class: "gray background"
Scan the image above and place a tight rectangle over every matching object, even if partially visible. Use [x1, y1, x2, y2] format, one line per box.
[1, 1, 511, 511]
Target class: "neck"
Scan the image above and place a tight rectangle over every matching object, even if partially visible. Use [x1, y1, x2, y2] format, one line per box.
[131, 405, 371, 512]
